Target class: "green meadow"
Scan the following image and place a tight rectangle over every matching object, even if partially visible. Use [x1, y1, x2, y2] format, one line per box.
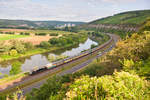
[0, 34, 29, 41]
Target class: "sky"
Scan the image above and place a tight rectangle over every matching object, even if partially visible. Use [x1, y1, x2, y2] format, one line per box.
[0, 0, 149, 22]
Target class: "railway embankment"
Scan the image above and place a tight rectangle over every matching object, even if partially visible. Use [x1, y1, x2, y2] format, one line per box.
[0, 33, 117, 95]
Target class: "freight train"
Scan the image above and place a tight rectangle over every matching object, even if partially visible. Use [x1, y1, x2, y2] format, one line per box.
[29, 36, 113, 75]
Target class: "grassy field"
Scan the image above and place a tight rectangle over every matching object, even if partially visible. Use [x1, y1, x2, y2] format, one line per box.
[0, 37, 87, 62]
[0, 29, 73, 44]
[0, 34, 29, 41]
[0, 73, 26, 85]
[0, 29, 73, 34]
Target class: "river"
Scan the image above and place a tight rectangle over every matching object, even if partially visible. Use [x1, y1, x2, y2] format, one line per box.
[0, 38, 98, 78]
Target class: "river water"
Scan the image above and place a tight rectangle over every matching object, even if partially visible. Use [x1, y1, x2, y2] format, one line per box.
[0, 38, 97, 77]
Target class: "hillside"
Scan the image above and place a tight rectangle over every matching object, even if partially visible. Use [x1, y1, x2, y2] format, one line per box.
[78, 10, 150, 38]
[13, 19, 149, 100]
[25, 16, 150, 100]
[90, 10, 150, 25]
[0, 19, 85, 29]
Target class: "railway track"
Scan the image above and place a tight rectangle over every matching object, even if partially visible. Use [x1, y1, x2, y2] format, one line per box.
[0, 33, 119, 95]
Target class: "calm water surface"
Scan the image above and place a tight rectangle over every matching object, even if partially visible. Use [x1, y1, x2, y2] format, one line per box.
[0, 38, 97, 77]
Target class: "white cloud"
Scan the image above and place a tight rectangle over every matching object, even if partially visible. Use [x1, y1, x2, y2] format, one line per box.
[0, 0, 101, 21]
[0, 0, 148, 22]
[102, 0, 136, 3]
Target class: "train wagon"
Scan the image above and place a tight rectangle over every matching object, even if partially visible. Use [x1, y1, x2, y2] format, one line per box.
[45, 63, 55, 69]
[28, 35, 113, 76]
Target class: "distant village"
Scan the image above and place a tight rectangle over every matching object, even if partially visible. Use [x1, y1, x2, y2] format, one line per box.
[55, 23, 76, 28]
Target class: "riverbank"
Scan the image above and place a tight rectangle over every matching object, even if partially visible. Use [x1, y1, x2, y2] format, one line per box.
[88, 32, 110, 45]
[0, 37, 88, 86]
[0, 33, 113, 95]
[0, 33, 110, 87]
[0, 35, 88, 63]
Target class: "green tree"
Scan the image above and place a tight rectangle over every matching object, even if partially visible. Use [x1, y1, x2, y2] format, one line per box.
[65, 71, 150, 100]
[39, 41, 51, 49]
[10, 61, 22, 75]
[26, 76, 63, 100]
[9, 49, 18, 56]
[24, 42, 34, 50]
[14, 42, 26, 53]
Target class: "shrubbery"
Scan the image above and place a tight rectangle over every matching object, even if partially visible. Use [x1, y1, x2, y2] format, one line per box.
[20, 32, 30, 35]
[25, 33, 30, 35]
[88, 31, 110, 44]
[35, 33, 47, 36]
[9, 49, 18, 56]
[120, 57, 150, 79]
[91, 44, 97, 49]
[13, 41, 26, 54]
[49, 33, 87, 46]
[65, 71, 150, 100]
[26, 76, 65, 100]
[24, 42, 34, 50]
[38, 33, 87, 49]
[0, 40, 34, 57]
[85, 26, 132, 39]
[5, 32, 15, 34]
[39, 41, 51, 49]
[49, 33, 59, 36]
[10, 61, 22, 75]
[139, 17, 150, 32]
[25, 71, 150, 100]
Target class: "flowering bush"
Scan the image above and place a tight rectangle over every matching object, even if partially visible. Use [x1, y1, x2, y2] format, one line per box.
[65, 71, 150, 100]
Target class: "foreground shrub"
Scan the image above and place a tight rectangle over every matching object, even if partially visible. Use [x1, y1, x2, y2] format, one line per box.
[120, 57, 150, 79]
[10, 61, 22, 75]
[24, 42, 34, 50]
[65, 71, 150, 100]
[49, 33, 59, 36]
[14, 42, 26, 53]
[26, 76, 64, 100]
[35, 33, 46, 36]
[9, 49, 18, 56]
[48, 33, 87, 46]
[39, 41, 51, 49]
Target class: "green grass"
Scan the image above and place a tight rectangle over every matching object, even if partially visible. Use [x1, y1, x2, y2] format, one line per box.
[92, 10, 150, 25]
[26, 30, 72, 34]
[0, 34, 29, 41]
[0, 48, 52, 62]
[0, 73, 26, 85]
[0, 29, 74, 35]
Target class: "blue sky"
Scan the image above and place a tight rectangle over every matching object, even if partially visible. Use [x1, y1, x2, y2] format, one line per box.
[0, 0, 149, 22]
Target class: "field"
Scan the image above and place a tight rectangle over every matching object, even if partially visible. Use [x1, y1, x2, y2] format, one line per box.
[17, 36, 54, 45]
[0, 29, 69, 45]
[0, 34, 57, 45]
[0, 34, 29, 41]
[0, 29, 72, 34]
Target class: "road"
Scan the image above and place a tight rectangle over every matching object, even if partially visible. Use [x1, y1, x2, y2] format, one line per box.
[0, 33, 119, 95]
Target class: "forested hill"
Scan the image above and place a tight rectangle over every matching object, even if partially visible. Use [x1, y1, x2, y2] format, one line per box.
[79, 10, 150, 38]
[0, 19, 85, 29]
[90, 10, 150, 25]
